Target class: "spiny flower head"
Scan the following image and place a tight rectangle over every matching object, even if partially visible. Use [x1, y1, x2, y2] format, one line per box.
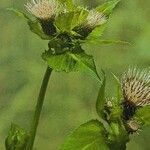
[122, 68, 150, 107]
[25, 0, 61, 20]
[85, 10, 107, 28]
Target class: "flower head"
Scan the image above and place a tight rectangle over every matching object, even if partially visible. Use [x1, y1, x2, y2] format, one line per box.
[122, 68, 150, 107]
[25, 0, 60, 20]
[85, 10, 107, 28]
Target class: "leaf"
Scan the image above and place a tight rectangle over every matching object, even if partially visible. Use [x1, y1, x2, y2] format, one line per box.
[108, 122, 129, 150]
[27, 20, 52, 40]
[58, 0, 74, 10]
[135, 106, 150, 126]
[5, 124, 29, 150]
[86, 24, 106, 40]
[111, 72, 122, 103]
[42, 51, 101, 84]
[55, 10, 88, 32]
[96, 71, 106, 118]
[96, 0, 120, 16]
[85, 39, 131, 46]
[60, 120, 109, 150]
[8, 8, 52, 40]
[7, 8, 30, 20]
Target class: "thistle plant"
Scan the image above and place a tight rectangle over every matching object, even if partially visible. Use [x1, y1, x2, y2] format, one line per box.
[60, 68, 150, 150]
[6, 0, 122, 150]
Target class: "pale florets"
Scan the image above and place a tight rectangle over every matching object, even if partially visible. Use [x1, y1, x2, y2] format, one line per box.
[85, 10, 107, 28]
[25, 0, 60, 20]
[122, 68, 150, 106]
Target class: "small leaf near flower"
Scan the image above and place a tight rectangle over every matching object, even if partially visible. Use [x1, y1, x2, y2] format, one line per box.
[5, 124, 29, 150]
[60, 120, 109, 150]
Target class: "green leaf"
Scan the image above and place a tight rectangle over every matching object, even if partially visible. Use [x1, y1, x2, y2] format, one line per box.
[96, 0, 120, 16]
[86, 24, 107, 41]
[7, 8, 29, 20]
[5, 124, 29, 150]
[8, 8, 52, 40]
[55, 10, 88, 32]
[111, 72, 122, 103]
[85, 39, 131, 45]
[42, 51, 101, 84]
[27, 20, 52, 40]
[60, 120, 109, 150]
[96, 71, 106, 118]
[135, 106, 150, 126]
[58, 0, 74, 10]
[108, 122, 129, 150]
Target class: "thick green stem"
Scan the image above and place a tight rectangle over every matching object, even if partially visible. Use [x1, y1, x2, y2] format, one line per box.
[26, 66, 52, 150]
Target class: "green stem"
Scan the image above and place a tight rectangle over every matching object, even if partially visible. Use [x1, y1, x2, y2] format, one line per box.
[26, 66, 52, 150]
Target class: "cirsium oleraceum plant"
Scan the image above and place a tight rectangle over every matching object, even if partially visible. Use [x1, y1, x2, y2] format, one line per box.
[60, 68, 150, 150]
[5, 0, 144, 150]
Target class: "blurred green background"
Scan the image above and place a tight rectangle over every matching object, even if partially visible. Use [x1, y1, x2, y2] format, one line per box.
[0, 0, 150, 149]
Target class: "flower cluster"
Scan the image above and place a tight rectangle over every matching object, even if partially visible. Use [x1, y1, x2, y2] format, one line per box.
[25, 0, 107, 38]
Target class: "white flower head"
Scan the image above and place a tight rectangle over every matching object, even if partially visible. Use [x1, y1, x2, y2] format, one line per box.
[25, 0, 61, 20]
[85, 10, 107, 28]
[122, 68, 150, 107]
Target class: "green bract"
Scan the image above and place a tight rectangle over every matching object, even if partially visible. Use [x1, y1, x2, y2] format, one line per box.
[5, 124, 29, 150]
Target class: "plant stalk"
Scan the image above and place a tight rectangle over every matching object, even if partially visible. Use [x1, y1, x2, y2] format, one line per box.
[26, 66, 52, 150]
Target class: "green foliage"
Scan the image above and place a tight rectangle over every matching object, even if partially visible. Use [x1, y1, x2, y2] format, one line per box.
[7, 8, 30, 20]
[5, 124, 29, 150]
[60, 120, 109, 150]
[58, 0, 74, 10]
[111, 73, 122, 103]
[135, 106, 150, 126]
[108, 122, 129, 150]
[85, 24, 107, 42]
[42, 50, 101, 84]
[55, 9, 88, 33]
[85, 39, 130, 45]
[96, 0, 120, 17]
[85, 0, 121, 43]
[96, 71, 106, 118]
[8, 8, 51, 40]
[27, 20, 52, 40]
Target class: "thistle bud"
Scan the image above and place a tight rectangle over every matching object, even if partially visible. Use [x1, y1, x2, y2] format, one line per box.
[5, 124, 29, 150]
[74, 10, 107, 38]
[126, 119, 140, 133]
[85, 10, 107, 29]
[25, 0, 62, 35]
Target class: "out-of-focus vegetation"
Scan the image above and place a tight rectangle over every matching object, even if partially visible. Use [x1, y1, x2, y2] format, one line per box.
[0, 0, 150, 149]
